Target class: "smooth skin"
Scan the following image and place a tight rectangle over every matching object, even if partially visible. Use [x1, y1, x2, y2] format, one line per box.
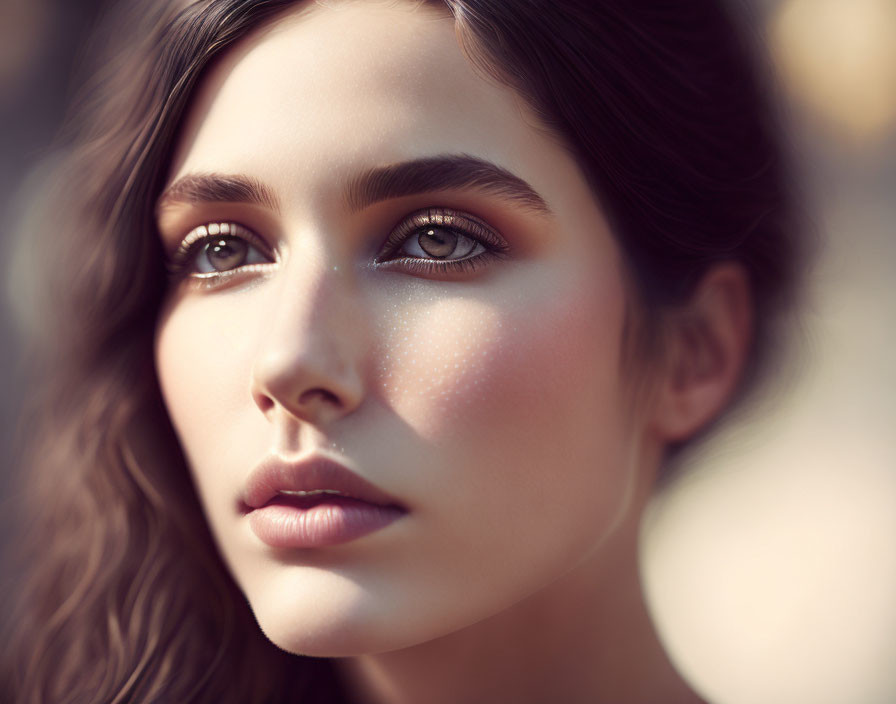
[154, 2, 749, 701]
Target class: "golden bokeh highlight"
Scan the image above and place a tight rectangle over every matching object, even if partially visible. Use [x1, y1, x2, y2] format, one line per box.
[770, 0, 896, 142]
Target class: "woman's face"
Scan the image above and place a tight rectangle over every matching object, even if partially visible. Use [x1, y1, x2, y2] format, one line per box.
[155, 0, 654, 656]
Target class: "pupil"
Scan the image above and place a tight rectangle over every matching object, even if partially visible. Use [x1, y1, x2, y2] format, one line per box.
[208, 237, 248, 271]
[418, 228, 457, 258]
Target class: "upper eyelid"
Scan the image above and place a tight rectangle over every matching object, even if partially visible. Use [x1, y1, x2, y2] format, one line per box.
[170, 222, 275, 265]
[378, 207, 508, 257]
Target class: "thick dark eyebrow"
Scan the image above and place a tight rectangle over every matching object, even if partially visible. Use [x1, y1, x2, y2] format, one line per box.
[156, 173, 280, 214]
[345, 155, 551, 215]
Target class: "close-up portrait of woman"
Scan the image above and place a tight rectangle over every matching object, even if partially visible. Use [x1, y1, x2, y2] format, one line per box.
[1, 0, 894, 702]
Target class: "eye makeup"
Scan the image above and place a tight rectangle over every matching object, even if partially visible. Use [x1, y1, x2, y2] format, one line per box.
[167, 222, 276, 271]
[375, 207, 510, 277]
[164, 206, 510, 289]
[163, 221, 278, 291]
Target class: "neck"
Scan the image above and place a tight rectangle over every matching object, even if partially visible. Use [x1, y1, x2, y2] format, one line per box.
[335, 510, 703, 704]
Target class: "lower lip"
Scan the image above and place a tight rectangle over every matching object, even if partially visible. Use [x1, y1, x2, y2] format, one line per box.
[247, 495, 405, 549]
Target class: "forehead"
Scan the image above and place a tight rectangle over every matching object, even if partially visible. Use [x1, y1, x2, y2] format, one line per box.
[167, 0, 573, 211]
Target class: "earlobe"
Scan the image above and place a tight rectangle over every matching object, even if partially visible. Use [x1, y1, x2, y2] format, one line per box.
[651, 264, 754, 443]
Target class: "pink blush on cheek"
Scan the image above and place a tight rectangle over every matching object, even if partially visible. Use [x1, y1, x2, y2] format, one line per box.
[372, 274, 627, 444]
[372, 297, 506, 438]
[366, 270, 639, 574]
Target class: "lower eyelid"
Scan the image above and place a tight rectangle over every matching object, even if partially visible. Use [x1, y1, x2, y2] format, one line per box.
[376, 248, 506, 278]
[190, 261, 276, 277]
[182, 262, 277, 291]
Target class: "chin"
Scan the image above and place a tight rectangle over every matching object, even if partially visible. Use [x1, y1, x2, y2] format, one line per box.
[259, 622, 376, 659]
[248, 589, 423, 658]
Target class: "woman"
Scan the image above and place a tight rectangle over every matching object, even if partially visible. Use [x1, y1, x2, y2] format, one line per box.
[3, 0, 799, 702]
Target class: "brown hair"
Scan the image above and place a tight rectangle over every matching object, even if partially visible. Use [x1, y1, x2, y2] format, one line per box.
[2, 1, 799, 701]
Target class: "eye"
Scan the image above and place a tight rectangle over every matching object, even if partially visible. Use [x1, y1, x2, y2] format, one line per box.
[375, 208, 509, 276]
[398, 226, 483, 261]
[167, 222, 276, 281]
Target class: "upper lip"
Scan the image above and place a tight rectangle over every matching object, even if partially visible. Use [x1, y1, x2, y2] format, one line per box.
[241, 455, 403, 512]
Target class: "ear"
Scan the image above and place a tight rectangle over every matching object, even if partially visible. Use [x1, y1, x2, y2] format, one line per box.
[650, 264, 754, 443]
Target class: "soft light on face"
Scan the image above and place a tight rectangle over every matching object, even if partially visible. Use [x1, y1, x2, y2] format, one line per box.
[154, 0, 652, 656]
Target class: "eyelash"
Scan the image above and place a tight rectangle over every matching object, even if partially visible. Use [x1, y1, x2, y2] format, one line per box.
[164, 207, 509, 288]
[374, 207, 509, 275]
[165, 222, 277, 286]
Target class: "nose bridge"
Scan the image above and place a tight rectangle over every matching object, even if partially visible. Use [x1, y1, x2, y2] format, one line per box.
[251, 241, 367, 423]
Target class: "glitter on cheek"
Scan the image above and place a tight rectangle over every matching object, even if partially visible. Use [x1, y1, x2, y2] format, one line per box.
[368, 267, 627, 446]
[370, 290, 512, 437]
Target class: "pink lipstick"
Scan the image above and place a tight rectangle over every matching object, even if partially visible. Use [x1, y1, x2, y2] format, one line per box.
[241, 456, 406, 549]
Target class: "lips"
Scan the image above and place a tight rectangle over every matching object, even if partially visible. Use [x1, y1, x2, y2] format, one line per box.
[242, 456, 403, 509]
[241, 456, 406, 548]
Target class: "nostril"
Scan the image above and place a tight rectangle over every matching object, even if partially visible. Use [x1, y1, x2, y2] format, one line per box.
[254, 392, 276, 415]
[298, 388, 341, 408]
[250, 346, 364, 424]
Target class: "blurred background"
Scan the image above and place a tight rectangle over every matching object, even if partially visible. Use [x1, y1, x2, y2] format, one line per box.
[0, 0, 105, 440]
[0, 1, 894, 702]
[641, 3, 896, 704]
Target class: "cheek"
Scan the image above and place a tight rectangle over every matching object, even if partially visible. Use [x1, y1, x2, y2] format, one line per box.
[153, 297, 264, 511]
[372, 270, 627, 446]
[368, 263, 640, 569]
[362, 266, 639, 629]
[371, 293, 503, 435]
[156, 301, 247, 428]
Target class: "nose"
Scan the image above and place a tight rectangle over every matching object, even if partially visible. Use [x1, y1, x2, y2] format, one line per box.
[250, 255, 367, 427]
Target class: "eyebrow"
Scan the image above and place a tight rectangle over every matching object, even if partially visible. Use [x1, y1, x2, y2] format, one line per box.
[156, 173, 280, 213]
[156, 155, 551, 217]
[346, 155, 551, 215]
